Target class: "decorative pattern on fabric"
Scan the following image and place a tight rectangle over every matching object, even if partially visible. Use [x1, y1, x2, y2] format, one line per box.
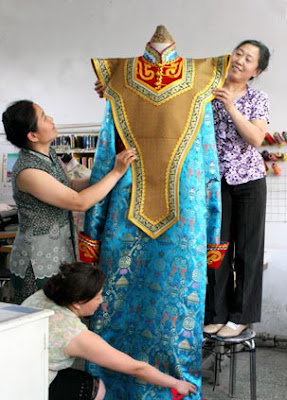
[11, 262, 40, 304]
[213, 85, 269, 185]
[91, 58, 111, 88]
[84, 101, 222, 400]
[78, 232, 100, 263]
[12, 148, 72, 235]
[10, 223, 75, 279]
[207, 241, 229, 269]
[125, 57, 194, 105]
[144, 42, 178, 64]
[10, 147, 76, 279]
[91, 51, 230, 238]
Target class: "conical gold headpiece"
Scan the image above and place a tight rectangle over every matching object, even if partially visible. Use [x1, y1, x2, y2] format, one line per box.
[149, 25, 174, 43]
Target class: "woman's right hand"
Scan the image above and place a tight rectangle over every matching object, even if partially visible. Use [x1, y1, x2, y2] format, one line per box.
[174, 379, 197, 396]
[112, 148, 137, 177]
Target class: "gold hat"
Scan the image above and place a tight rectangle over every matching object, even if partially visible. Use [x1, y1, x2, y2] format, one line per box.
[149, 25, 174, 43]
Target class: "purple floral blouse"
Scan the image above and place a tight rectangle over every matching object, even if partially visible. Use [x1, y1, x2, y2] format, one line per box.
[213, 86, 270, 185]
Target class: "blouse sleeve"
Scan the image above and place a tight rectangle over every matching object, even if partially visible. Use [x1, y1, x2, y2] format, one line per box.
[250, 90, 270, 123]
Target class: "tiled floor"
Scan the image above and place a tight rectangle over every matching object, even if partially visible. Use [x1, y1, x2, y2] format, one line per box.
[74, 343, 287, 399]
[202, 346, 287, 400]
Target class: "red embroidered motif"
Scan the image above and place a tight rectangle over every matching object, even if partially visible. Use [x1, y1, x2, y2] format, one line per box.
[135, 56, 184, 92]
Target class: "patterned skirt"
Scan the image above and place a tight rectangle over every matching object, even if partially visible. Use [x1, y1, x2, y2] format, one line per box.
[11, 263, 49, 304]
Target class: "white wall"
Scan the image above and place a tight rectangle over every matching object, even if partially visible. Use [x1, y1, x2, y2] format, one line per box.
[0, 0, 286, 334]
[0, 0, 286, 128]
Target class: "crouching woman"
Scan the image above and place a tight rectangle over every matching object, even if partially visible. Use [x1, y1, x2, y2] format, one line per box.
[23, 262, 196, 400]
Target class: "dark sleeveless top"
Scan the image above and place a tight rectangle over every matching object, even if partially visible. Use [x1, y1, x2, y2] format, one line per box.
[10, 148, 76, 279]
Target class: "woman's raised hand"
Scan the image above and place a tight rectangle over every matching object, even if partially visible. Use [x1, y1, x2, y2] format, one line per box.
[113, 148, 137, 177]
[94, 79, 105, 98]
[213, 88, 235, 113]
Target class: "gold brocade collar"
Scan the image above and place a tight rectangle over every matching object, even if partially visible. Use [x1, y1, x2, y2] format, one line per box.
[143, 42, 178, 64]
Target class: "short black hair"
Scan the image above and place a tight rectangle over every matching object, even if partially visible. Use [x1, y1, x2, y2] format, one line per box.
[2, 100, 37, 148]
[234, 40, 270, 72]
[43, 262, 106, 307]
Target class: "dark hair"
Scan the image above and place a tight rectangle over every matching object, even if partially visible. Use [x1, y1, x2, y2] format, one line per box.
[43, 262, 106, 307]
[2, 100, 38, 148]
[234, 40, 270, 72]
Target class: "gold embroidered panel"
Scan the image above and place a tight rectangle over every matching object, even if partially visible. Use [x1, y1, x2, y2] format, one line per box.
[92, 54, 230, 238]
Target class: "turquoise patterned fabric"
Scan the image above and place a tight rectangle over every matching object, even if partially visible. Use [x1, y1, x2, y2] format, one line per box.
[84, 101, 221, 400]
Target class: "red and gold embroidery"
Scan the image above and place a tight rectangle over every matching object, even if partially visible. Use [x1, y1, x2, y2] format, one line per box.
[207, 242, 229, 269]
[135, 56, 184, 92]
[125, 57, 194, 106]
[78, 232, 101, 264]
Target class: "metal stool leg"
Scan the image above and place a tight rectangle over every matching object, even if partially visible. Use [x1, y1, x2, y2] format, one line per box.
[229, 343, 237, 397]
[245, 339, 256, 400]
[215, 341, 225, 386]
[213, 352, 219, 390]
[212, 342, 223, 389]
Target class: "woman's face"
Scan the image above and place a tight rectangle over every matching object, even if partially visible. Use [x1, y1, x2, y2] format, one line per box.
[32, 103, 58, 144]
[229, 43, 261, 83]
[75, 289, 104, 317]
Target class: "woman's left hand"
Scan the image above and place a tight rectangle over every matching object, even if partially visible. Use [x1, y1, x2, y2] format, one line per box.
[213, 88, 235, 113]
[94, 79, 105, 98]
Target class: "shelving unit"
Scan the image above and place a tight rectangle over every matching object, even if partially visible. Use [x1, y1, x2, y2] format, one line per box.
[52, 123, 101, 169]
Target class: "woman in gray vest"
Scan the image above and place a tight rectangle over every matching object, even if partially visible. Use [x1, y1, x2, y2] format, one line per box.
[2, 100, 136, 303]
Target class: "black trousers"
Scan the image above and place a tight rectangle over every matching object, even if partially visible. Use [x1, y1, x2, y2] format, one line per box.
[205, 177, 266, 325]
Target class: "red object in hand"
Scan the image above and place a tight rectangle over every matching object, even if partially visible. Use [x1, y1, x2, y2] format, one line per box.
[170, 388, 184, 400]
[170, 388, 206, 400]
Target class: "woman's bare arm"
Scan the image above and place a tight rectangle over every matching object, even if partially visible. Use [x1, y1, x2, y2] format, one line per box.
[66, 330, 196, 397]
[16, 148, 136, 212]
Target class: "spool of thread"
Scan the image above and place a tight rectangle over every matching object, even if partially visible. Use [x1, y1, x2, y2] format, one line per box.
[276, 152, 285, 160]
[265, 132, 276, 145]
[261, 150, 270, 161]
[272, 162, 282, 175]
[282, 131, 287, 143]
[268, 153, 278, 161]
[263, 160, 270, 174]
[273, 132, 284, 145]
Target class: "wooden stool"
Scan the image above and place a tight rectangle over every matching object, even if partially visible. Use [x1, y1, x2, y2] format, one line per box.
[203, 328, 256, 399]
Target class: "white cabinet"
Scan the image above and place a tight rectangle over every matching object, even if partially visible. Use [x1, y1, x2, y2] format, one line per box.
[0, 303, 53, 400]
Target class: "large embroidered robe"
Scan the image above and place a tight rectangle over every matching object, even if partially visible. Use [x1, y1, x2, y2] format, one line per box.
[83, 43, 229, 399]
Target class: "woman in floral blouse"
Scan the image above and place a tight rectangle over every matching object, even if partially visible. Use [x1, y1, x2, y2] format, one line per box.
[23, 262, 196, 400]
[205, 40, 270, 337]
